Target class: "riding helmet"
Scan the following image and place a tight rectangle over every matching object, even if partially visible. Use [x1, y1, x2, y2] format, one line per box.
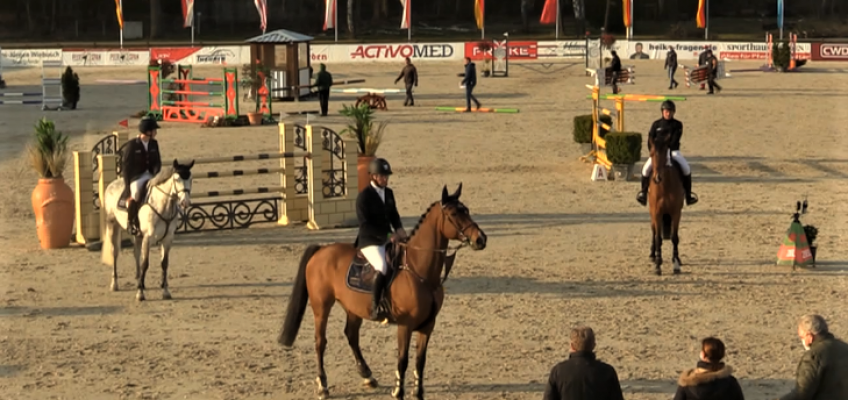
[661, 100, 676, 112]
[138, 115, 160, 135]
[368, 158, 393, 175]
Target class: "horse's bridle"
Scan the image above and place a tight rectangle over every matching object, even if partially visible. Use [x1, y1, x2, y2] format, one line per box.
[142, 177, 190, 242]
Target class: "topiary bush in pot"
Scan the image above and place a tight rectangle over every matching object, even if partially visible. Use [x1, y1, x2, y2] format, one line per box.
[605, 131, 642, 181]
[573, 114, 613, 146]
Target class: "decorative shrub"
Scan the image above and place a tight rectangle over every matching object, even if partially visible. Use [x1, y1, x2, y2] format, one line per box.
[605, 131, 642, 165]
[772, 41, 792, 71]
[573, 114, 612, 144]
[803, 225, 818, 246]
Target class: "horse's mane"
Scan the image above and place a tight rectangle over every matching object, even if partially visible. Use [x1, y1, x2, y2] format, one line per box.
[147, 166, 176, 187]
[408, 201, 441, 239]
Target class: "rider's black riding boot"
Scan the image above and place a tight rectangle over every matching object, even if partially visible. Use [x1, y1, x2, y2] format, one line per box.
[636, 175, 650, 206]
[370, 272, 387, 320]
[682, 174, 698, 206]
[127, 201, 140, 235]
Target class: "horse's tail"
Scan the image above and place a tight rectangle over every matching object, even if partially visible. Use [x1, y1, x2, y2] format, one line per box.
[278, 244, 322, 348]
[662, 214, 672, 240]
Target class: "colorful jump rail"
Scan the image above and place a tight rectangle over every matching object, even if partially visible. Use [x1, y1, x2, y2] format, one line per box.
[71, 123, 359, 245]
[435, 107, 520, 113]
[585, 94, 687, 102]
[147, 64, 272, 123]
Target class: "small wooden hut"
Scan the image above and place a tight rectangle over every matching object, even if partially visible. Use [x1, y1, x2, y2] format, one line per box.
[246, 29, 315, 101]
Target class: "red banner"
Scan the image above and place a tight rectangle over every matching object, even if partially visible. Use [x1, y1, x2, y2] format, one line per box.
[150, 47, 201, 63]
[696, 0, 706, 28]
[811, 43, 848, 61]
[464, 41, 537, 61]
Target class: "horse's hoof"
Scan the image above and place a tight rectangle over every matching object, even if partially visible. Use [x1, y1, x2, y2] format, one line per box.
[673, 268, 681, 275]
[363, 377, 378, 388]
[136, 291, 146, 301]
[649, 255, 656, 261]
[162, 290, 172, 300]
[110, 282, 119, 292]
[655, 268, 662, 276]
[317, 390, 329, 400]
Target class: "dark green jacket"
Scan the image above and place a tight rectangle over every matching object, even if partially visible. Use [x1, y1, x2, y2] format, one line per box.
[780, 333, 848, 400]
[314, 67, 333, 91]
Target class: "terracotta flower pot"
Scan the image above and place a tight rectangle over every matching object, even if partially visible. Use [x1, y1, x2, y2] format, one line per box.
[247, 112, 263, 126]
[31, 178, 75, 249]
[357, 155, 375, 193]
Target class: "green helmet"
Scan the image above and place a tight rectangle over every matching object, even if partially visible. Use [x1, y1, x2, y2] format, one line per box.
[368, 158, 393, 175]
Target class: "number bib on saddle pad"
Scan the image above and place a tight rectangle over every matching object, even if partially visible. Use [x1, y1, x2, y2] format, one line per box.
[345, 242, 400, 294]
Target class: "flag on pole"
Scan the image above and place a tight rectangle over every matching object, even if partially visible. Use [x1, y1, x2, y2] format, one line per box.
[114, 0, 124, 30]
[540, 0, 557, 24]
[400, 0, 411, 29]
[254, 0, 268, 33]
[474, 0, 485, 30]
[181, 0, 195, 28]
[323, 0, 336, 30]
[696, 0, 706, 28]
[623, 0, 632, 28]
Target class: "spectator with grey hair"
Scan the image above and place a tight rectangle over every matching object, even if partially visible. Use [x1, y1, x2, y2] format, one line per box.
[543, 326, 624, 400]
[778, 314, 848, 400]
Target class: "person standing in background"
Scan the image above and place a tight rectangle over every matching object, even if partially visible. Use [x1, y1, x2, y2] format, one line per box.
[609, 50, 622, 94]
[706, 50, 722, 95]
[697, 45, 710, 90]
[461, 57, 481, 112]
[665, 46, 679, 90]
[394, 57, 418, 107]
[313, 63, 333, 116]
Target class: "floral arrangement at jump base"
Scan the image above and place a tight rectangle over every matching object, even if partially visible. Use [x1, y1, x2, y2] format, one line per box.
[339, 103, 387, 192]
[776, 199, 818, 269]
[28, 117, 75, 249]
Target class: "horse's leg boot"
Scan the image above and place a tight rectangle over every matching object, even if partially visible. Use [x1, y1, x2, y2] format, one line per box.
[370, 273, 387, 320]
[636, 176, 650, 206]
[682, 174, 698, 206]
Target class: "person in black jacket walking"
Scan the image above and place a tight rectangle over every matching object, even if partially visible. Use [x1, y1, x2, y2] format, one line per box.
[460, 57, 481, 112]
[355, 158, 407, 321]
[666, 46, 679, 89]
[609, 50, 622, 94]
[697, 46, 710, 90]
[705, 50, 722, 95]
[394, 57, 418, 106]
[673, 337, 745, 400]
[122, 116, 162, 236]
[543, 326, 625, 400]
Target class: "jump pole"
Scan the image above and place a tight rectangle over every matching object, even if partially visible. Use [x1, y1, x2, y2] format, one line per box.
[435, 107, 519, 113]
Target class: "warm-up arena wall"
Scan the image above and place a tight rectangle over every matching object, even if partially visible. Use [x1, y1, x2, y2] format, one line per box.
[72, 123, 358, 244]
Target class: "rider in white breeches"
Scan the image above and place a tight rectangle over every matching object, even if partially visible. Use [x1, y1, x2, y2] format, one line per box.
[355, 158, 408, 321]
[129, 171, 154, 202]
[636, 100, 699, 207]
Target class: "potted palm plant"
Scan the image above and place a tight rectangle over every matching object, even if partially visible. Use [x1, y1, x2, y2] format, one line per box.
[339, 103, 387, 192]
[28, 118, 75, 249]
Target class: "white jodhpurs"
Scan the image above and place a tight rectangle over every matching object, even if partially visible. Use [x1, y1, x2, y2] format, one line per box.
[642, 150, 691, 176]
[360, 245, 388, 275]
[129, 171, 153, 201]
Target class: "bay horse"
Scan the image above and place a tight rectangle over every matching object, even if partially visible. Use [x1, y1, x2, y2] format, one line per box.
[101, 160, 194, 300]
[647, 133, 684, 276]
[278, 184, 487, 400]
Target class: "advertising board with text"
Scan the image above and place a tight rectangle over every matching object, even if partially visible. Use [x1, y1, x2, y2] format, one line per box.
[464, 41, 537, 61]
[603, 40, 811, 61]
[347, 43, 463, 62]
[811, 43, 848, 61]
[62, 49, 149, 66]
[0, 49, 62, 67]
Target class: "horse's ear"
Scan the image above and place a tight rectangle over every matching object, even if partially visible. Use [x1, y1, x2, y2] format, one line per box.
[173, 159, 179, 168]
[441, 185, 449, 204]
[188, 160, 195, 169]
[453, 182, 463, 198]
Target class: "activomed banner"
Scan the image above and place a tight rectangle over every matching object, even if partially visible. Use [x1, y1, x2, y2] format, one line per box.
[345, 43, 464, 61]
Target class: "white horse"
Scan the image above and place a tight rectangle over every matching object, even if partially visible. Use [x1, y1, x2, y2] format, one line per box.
[101, 160, 194, 301]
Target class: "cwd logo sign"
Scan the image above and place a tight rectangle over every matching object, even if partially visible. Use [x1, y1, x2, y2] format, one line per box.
[812, 43, 848, 61]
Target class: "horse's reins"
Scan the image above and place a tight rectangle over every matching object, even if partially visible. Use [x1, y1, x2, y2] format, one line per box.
[141, 178, 189, 244]
[397, 207, 478, 285]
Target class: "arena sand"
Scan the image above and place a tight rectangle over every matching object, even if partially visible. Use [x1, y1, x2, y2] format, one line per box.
[1, 59, 848, 400]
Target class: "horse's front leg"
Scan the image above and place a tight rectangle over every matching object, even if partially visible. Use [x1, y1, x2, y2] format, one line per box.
[413, 326, 434, 399]
[672, 227, 681, 274]
[392, 326, 413, 399]
[654, 230, 663, 276]
[344, 311, 378, 388]
[160, 241, 172, 300]
[136, 236, 151, 301]
[649, 223, 657, 261]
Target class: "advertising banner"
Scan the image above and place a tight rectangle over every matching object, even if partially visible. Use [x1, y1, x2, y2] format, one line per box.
[63, 49, 108, 66]
[104, 49, 149, 66]
[150, 47, 201, 63]
[811, 43, 848, 61]
[606, 40, 810, 61]
[536, 41, 587, 59]
[0, 49, 62, 67]
[347, 43, 463, 62]
[187, 46, 247, 65]
[465, 41, 537, 60]
[310, 44, 350, 64]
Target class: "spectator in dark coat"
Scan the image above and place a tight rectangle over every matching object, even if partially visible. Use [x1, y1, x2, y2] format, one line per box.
[460, 57, 481, 112]
[608, 50, 622, 94]
[778, 314, 848, 400]
[697, 46, 710, 90]
[394, 57, 418, 107]
[673, 337, 745, 400]
[313, 63, 333, 116]
[543, 326, 624, 400]
[665, 45, 679, 90]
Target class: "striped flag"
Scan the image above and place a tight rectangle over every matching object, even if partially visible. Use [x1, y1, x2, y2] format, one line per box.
[400, 0, 411, 29]
[115, 0, 124, 30]
[254, 0, 268, 33]
[696, 0, 706, 28]
[323, 0, 336, 30]
[474, 0, 484, 30]
[540, 0, 556, 24]
[181, 0, 195, 28]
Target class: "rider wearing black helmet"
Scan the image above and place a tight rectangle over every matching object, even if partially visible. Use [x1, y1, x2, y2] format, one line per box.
[355, 158, 407, 320]
[636, 100, 698, 207]
[122, 115, 162, 235]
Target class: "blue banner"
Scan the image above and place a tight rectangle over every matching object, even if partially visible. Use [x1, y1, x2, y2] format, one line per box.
[777, 0, 784, 31]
